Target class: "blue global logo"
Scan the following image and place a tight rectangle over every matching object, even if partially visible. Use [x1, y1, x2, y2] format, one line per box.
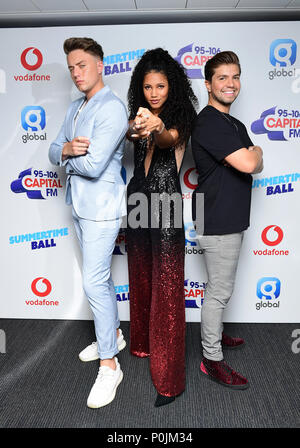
[21, 106, 46, 131]
[256, 277, 281, 300]
[270, 39, 297, 67]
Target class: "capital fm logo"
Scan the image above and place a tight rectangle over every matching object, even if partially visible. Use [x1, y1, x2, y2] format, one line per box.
[268, 39, 297, 82]
[184, 279, 206, 308]
[14, 47, 50, 82]
[113, 229, 127, 255]
[251, 106, 300, 141]
[253, 225, 289, 256]
[174, 43, 221, 79]
[21, 106, 47, 144]
[256, 277, 281, 311]
[10, 168, 63, 200]
[26, 277, 60, 306]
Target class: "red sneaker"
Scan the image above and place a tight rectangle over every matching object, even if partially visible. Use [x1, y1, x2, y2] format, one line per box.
[200, 358, 249, 390]
[222, 333, 245, 349]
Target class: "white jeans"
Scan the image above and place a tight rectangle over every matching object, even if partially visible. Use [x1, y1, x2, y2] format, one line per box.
[197, 233, 243, 361]
[72, 207, 122, 359]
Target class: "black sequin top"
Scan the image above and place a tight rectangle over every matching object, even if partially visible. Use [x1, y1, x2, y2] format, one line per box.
[127, 138, 183, 197]
[127, 138, 184, 233]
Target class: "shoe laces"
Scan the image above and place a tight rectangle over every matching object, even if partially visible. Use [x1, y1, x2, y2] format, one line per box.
[95, 365, 117, 384]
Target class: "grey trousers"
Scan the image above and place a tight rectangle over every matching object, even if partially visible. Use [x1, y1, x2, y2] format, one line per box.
[197, 233, 243, 361]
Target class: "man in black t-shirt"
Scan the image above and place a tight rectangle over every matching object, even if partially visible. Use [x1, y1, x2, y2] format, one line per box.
[191, 51, 263, 390]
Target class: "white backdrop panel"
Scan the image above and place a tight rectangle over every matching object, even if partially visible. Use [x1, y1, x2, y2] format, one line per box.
[0, 22, 299, 323]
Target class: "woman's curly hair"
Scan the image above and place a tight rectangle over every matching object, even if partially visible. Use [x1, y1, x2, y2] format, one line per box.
[128, 48, 198, 146]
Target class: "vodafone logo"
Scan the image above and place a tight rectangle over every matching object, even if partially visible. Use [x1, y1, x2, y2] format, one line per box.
[14, 48, 50, 83]
[253, 225, 288, 256]
[26, 278, 59, 306]
[261, 225, 284, 246]
[183, 167, 198, 190]
[21, 47, 43, 71]
[31, 277, 52, 297]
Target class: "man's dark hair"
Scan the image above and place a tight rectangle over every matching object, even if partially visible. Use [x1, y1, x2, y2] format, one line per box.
[205, 51, 241, 82]
[63, 37, 104, 60]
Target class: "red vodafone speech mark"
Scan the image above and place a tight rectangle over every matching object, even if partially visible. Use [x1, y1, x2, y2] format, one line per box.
[31, 277, 52, 297]
[261, 225, 284, 246]
[21, 47, 43, 71]
[183, 167, 198, 190]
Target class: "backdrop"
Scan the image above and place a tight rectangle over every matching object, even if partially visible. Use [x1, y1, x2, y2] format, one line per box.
[1, 21, 299, 323]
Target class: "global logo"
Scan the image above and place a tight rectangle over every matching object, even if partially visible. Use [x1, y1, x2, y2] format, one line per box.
[21, 47, 43, 71]
[261, 225, 284, 246]
[21, 106, 46, 132]
[31, 277, 52, 297]
[268, 39, 297, 81]
[256, 277, 281, 311]
[184, 222, 203, 255]
[270, 39, 297, 67]
[21, 106, 47, 144]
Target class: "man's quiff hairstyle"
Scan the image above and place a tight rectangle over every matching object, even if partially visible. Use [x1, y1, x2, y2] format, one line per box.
[63, 37, 104, 60]
[205, 51, 241, 82]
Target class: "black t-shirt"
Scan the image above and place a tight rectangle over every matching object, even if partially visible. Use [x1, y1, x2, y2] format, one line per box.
[191, 105, 253, 235]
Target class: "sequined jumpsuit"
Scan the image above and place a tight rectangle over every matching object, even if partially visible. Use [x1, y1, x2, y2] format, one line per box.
[126, 137, 185, 397]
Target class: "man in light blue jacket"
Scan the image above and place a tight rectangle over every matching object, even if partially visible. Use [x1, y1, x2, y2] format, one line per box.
[49, 37, 128, 408]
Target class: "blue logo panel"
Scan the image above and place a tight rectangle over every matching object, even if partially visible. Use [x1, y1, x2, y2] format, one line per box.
[256, 277, 281, 300]
[270, 39, 297, 67]
[21, 106, 46, 131]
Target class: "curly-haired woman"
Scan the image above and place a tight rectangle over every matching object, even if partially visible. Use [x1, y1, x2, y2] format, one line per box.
[126, 48, 198, 407]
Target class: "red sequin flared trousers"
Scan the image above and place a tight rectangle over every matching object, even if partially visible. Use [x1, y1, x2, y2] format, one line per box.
[127, 226, 186, 397]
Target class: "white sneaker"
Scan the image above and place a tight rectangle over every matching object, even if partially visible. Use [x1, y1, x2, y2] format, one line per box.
[87, 357, 123, 408]
[79, 329, 126, 362]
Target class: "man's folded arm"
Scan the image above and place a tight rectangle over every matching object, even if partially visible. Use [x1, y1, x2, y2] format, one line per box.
[67, 103, 128, 179]
[224, 145, 263, 174]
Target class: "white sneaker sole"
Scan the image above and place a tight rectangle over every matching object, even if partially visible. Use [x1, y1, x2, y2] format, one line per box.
[87, 370, 123, 409]
[118, 339, 126, 352]
[79, 339, 126, 362]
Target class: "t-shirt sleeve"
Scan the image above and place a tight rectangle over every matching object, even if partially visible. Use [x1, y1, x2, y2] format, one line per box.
[237, 120, 254, 148]
[192, 112, 245, 162]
